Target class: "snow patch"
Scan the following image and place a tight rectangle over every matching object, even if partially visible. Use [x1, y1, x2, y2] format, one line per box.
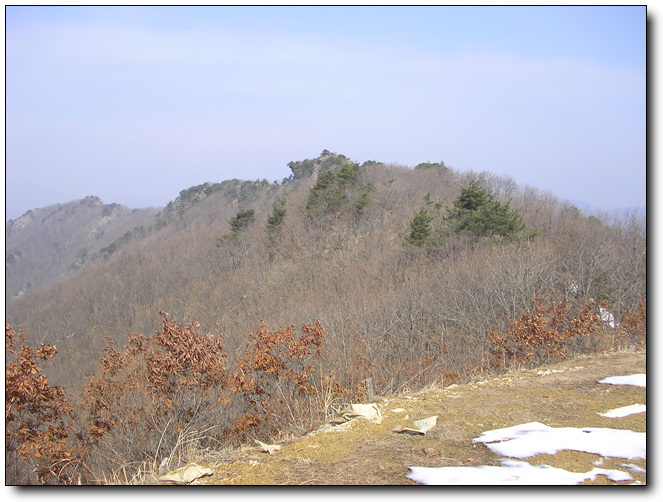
[620, 463, 646, 474]
[407, 459, 633, 485]
[473, 422, 645, 459]
[600, 404, 646, 418]
[406, 371, 646, 484]
[599, 374, 646, 387]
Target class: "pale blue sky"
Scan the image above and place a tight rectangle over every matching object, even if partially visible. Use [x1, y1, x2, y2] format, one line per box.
[4, 5, 646, 220]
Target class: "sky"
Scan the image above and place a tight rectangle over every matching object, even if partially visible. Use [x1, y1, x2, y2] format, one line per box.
[3, 4, 647, 220]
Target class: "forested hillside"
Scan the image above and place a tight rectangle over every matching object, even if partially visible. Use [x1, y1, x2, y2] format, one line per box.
[5, 196, 157, 300]
[5, 151, 646, 484]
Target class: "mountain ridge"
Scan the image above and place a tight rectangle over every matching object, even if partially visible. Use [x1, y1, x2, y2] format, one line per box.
[5, 152, 646, 399]
[5, 195, 158, 300]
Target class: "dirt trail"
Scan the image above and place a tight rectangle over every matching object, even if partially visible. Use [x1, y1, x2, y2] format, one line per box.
[195, 350, 646, 485]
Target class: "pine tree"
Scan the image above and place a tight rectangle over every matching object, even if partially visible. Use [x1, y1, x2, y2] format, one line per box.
[266, 198, 287, 231]
[447, 180, 524, 239]
[406, 207, 434, 246]
[229, 209, 256, 233]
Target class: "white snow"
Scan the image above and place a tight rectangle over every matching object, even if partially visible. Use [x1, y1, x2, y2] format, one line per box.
[599, 374, 646, 387]
[473, 422, 646, 459]
[407, 459, 633, 485]
[407, 372, 647, 485]
[600, 403, 646, 418]
[620, 463, 647, 474]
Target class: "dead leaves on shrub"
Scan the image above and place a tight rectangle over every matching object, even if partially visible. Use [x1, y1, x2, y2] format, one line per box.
[486, 296, 602, 369]
[81, 312, 230, 441]
[230, 321, 358, 440]
[5, 322, 76, 484]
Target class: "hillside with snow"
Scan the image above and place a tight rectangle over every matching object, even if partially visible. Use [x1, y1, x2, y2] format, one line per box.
[171, 349, 646, 486]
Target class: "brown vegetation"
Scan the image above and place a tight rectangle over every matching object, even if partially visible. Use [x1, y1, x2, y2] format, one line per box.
[74, 313, 230, 483]
[5, 153, 646, 484]
[486, 296, 603, 369]
[5, 323, 77, 484]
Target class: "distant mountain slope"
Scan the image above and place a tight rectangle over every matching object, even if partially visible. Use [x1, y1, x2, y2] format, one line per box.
[5, 196, 158, 300]
[5, 152, 646, 400]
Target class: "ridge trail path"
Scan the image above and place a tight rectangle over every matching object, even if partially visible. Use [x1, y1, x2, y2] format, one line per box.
[197, 350, 646, 485]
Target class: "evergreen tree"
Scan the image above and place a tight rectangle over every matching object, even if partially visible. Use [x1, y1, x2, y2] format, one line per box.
[305, 170, 345, 214]
[406, 207, 434, 246]
[352, 192, 370, 218]
[228, 209, 256, 233]
[449, 179, 492, 214]
[266, 198, 287, 232]
[305, 162, 368, 219]
[447, 180, 524, 239]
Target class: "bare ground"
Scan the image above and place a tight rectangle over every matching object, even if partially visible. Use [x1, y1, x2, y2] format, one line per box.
[179, 349, 647, 485]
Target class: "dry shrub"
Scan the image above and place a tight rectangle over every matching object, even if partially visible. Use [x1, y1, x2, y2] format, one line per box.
[618, 298, 646, 349]
[78, 312, 230, 482]
[5, 323, 78, 484]
[230, 321, 360, 442]
[486, 296, 602, 370]
[7, 313, 360, 483]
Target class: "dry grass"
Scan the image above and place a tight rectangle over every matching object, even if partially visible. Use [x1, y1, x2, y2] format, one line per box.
[181, 349, 646, 486]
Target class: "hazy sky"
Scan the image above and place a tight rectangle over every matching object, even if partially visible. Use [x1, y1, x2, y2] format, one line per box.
[4, 5, 646, 220]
